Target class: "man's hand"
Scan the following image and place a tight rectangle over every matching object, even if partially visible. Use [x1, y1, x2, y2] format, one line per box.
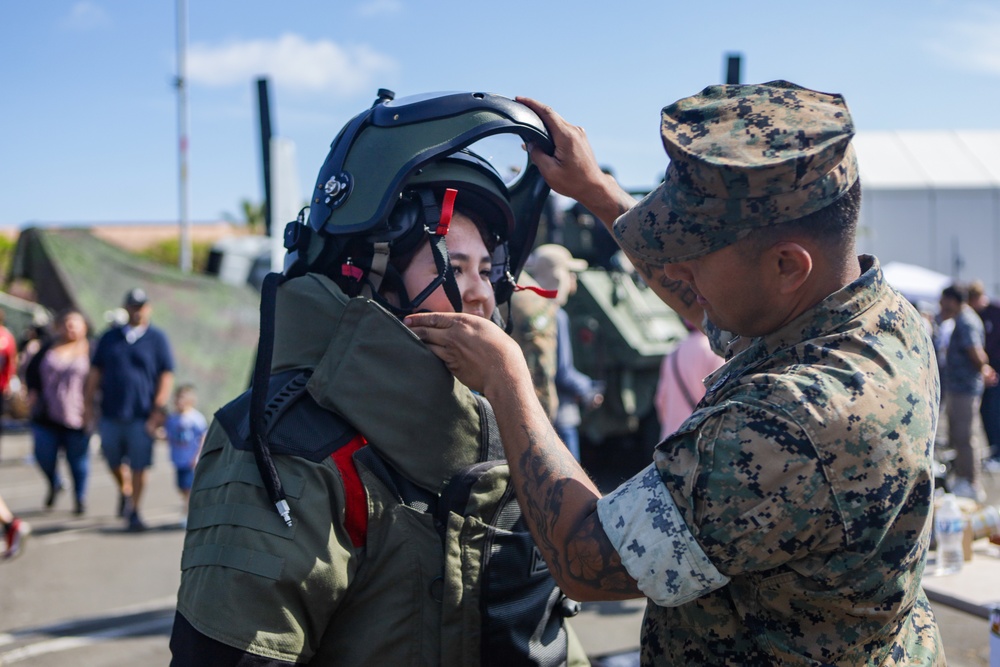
[517, 97, 636, 227]
[407, 310, 641, 602]
[404, 312, 527, 399]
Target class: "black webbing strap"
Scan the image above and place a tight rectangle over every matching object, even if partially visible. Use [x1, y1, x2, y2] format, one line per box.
[250, 271, 293, 527]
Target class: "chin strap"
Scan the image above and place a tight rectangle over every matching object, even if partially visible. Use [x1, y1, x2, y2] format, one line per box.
[337, 187, 468, 316]
[407, 188, 463, 313]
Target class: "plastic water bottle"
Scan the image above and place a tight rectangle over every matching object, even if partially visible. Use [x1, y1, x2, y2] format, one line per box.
[935, 493, 966, 575]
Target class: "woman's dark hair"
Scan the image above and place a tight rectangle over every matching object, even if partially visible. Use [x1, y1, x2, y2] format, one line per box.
[387, 195, 500, 277]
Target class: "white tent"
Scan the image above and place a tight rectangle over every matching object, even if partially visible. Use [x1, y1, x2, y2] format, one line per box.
[881, 261, 951, 306]
[853, 130, 1000, 296]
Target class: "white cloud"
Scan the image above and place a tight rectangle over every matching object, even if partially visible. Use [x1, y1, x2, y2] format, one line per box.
[925, 5, 1000, 74]
[60, 1, 111, 31]
[356, 0, 404, 18]
[186, 34, 397, 95]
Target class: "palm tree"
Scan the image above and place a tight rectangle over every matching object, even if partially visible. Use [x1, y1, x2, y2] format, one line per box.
[223, 199, 266, 234]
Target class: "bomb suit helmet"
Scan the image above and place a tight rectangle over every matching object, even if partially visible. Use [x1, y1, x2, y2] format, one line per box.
[283, 90, 553, 314]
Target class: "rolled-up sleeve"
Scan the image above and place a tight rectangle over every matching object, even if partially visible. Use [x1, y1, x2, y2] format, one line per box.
[596, 465, 729, 607]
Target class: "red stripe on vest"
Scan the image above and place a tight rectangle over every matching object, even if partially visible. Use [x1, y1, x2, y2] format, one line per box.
[331, 434, 369, 548]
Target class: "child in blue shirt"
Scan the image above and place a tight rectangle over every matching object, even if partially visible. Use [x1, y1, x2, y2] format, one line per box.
[165, 384, 208, 526]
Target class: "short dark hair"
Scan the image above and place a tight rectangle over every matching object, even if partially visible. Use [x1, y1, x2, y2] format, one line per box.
[942, 284, 966, 304]
[739, 178, 862, 256]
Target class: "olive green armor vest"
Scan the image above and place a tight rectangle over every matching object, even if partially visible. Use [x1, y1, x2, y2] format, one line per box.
[176, 273, 589, 666]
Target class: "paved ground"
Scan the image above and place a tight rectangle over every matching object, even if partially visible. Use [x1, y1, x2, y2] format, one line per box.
[0, 429, 997, 666]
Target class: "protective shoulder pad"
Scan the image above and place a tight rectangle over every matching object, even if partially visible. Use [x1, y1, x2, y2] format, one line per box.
[216, 369, 357, 463]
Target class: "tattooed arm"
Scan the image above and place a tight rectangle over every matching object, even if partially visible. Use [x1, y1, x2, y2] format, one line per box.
[405, 312, 642, 601]
[518, 97, 706, 329]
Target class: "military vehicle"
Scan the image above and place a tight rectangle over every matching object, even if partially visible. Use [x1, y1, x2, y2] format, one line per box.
[551, 198, 689, 479]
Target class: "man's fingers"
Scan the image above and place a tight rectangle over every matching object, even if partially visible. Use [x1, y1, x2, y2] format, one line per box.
[404, 312, 444, 328]
[517, 96, 576, 142]
[517, 96, 555, 124]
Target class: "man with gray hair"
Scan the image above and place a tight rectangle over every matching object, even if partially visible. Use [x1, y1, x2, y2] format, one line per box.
[408, 82, 944, 664]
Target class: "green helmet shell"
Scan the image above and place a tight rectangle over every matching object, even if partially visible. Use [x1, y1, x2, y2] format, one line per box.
[283, 90, 553, 296]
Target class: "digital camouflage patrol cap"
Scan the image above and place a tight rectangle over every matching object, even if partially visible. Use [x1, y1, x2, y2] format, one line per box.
[614, 80, 858, 264]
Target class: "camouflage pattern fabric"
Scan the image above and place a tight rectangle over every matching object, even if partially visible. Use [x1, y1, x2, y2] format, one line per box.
[614, 81, 859, 265]
[508, 273, 559, 421]
[598, 256, 944, 665]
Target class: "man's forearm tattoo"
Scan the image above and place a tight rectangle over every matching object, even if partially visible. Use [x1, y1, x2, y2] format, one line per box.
[516, 424, 638, 595]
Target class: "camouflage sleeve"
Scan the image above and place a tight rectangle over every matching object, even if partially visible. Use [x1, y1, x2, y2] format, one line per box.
[175, 422, 357, 663]
[597, 398, 842, 606]
[656, 400, 842, 576]
[596, 465, 730, 606]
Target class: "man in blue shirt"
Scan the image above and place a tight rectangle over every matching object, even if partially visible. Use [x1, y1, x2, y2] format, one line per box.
[85, 288, 174, 531]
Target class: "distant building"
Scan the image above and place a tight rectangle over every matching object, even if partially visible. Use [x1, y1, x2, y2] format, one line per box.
[87, 220, 245, 253]
[853, 130, 1000, 295]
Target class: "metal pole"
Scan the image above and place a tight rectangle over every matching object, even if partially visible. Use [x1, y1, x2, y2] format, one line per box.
[176, 0, 192, 272]
[725, 53, 742, 85]
[257, 78, 273, 236]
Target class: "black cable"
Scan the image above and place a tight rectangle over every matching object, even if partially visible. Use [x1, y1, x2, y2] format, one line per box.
[249, 271, 293, 527]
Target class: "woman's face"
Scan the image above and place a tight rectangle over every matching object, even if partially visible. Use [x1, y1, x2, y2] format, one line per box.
[60, 313, 87, 342]
[401, 213, 496, 319]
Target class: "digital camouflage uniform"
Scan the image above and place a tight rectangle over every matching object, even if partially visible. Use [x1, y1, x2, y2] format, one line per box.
[600, 257, 942, 664]
[509, 273, 559, 421]
[596, 82, 944, 664]
[174, 274, 588, 666]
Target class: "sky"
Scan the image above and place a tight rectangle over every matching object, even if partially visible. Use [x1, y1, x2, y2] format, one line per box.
[4, 0, 1000, 229]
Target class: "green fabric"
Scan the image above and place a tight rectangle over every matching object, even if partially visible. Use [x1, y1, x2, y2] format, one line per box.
[308, 279, 481, 494]
[270, 273, 349, 373]
[176, 274, 589, 666]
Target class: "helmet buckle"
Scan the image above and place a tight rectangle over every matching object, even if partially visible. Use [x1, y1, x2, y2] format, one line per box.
[321, 172, 353, 209]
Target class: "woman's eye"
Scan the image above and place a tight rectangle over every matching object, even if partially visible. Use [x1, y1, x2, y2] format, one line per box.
[450, 265, 462, 275]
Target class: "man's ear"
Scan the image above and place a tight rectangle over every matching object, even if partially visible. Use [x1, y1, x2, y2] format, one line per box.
[770, 241, 813, 295]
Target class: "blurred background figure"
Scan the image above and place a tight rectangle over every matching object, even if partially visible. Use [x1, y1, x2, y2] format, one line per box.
[654, 321, 724, 441]
[0, 310, 18, 462]
[525, 244, 603, 461]
[165, 384, 207, 527]
[85, 288, 174, 532]
[0, 493, 29, 559]
[967, 279, 1000, 470]
[508, 272, 560, 422]
[25, 310, 93, 515]
[939, 284, 995, 502]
